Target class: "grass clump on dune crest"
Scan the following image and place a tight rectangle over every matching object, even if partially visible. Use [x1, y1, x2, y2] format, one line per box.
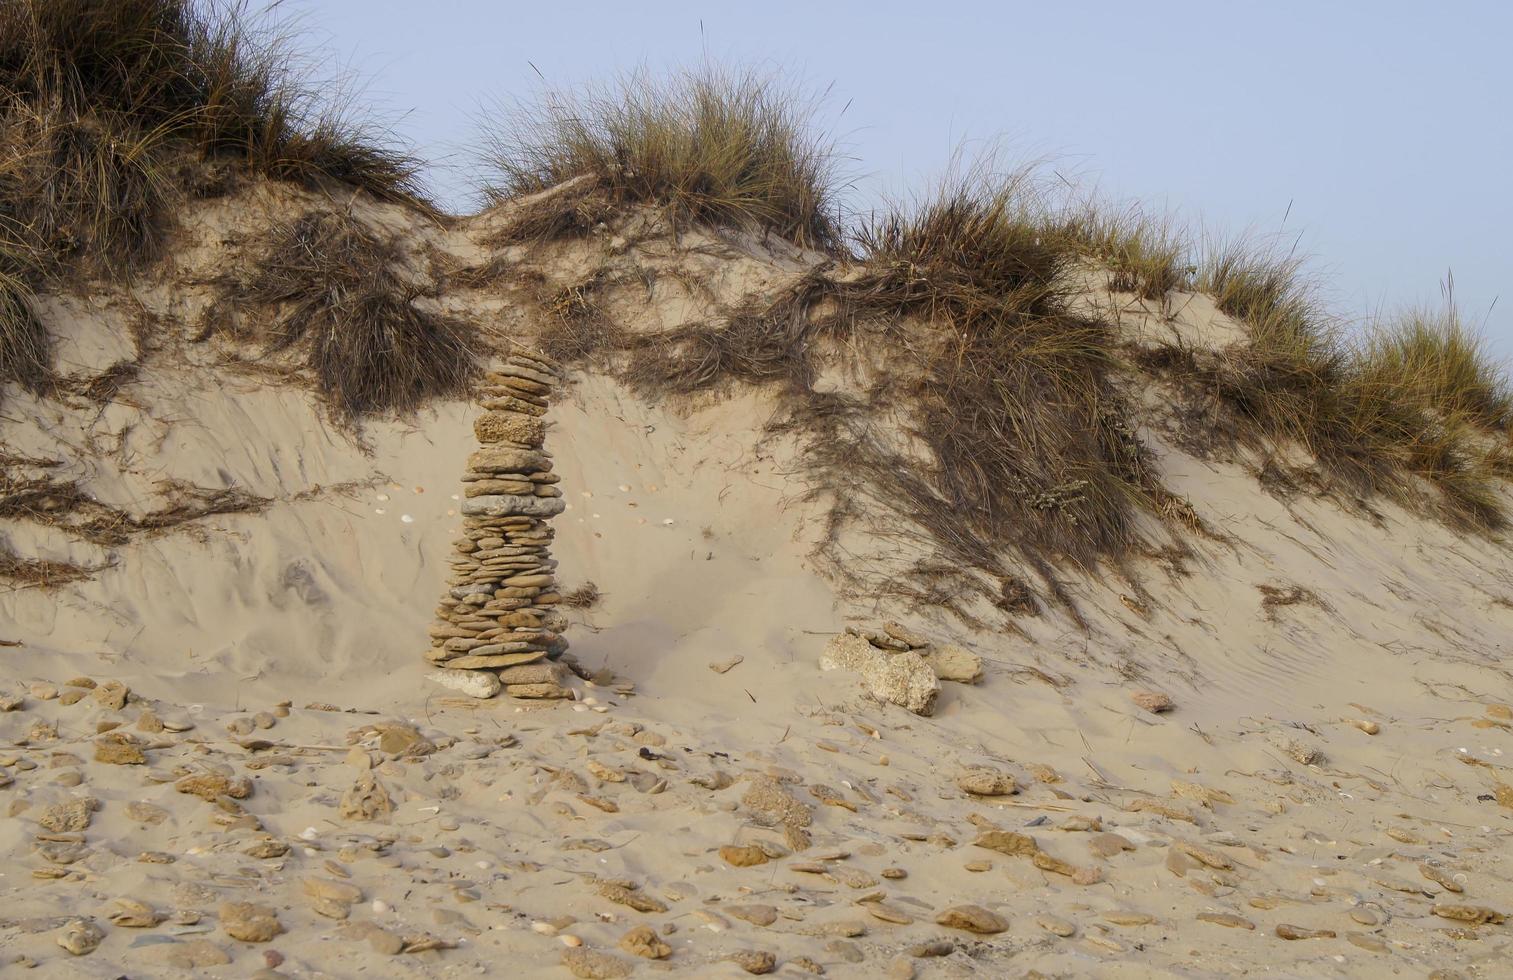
[1358, 305, 1511, 431]
[209, 210, 475, 420]
[0, 0, 426, 271]
[1167, 241, 1512, 528]
[1057, 201, 1193, 302]
[482, 66, 843, 250]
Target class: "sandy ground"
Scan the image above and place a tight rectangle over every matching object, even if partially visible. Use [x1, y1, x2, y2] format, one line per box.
[2, 186, 1512, 978]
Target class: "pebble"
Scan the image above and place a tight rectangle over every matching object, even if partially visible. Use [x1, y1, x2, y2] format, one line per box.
[368, 929, 404, 955]
[618, 925, 672, 959]
[956, 768, 1017, 796]
[1131, 690, 1174, 713]
[719, 844, 769, 867]
[726, 950, 777, 975]
[1036, 914, 1077, 937]
[220, 902, 283, 942]
[726, 904, 778, 927]
[56, 918, 105, 955]
[561, 947, 633, 978]
[936, 904, 1009, 934]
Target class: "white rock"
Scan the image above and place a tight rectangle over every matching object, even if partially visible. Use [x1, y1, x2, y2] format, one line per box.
[428, 668, 502, 699]
[820, 634, 939, 715]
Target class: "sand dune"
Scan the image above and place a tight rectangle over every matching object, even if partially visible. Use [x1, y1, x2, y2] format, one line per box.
[2, 182, 1512, 980]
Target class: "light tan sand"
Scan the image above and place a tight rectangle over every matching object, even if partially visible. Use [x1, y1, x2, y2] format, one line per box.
[1, 184, 1511, 978]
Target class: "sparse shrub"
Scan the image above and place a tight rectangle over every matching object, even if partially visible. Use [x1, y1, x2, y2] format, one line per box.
[215, 210, 475, 420]
[481, 65, 842, 250]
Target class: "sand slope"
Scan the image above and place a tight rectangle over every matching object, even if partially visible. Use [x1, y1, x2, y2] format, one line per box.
[2, 184, 1512, 978]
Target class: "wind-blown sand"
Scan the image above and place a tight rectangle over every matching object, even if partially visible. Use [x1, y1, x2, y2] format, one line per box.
[2, 183, 1511, 978]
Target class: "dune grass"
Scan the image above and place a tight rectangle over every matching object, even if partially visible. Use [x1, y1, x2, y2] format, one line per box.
[210, 209, 475, 420]
[846, 168, 1160, 567]
[1358, 305, 1511, 430]
[0, 255, 49, 398]
[0, 0, 425, 272]
[611, 165, 1165, 618]
[1057, 201, 1193, 301]
[1174, 241, 1511, 527]
[481, 66, 843, 250]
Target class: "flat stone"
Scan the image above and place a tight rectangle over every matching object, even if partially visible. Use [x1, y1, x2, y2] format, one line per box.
[463, 494, 566, 518]
[94, 733, 146, 765]
[596, 882, 667, 913]
[176, 773, 252, 801]
[152, 939, 231, 968]
[445, 651, 547, 670]
[925, 644, 983, 683]
[108, 898, 162, 928]
[427, 668, 501, 699]
[936, 904, 1009, 934]
[467, 447, 551, 474]
[505, 683, 572, 699]
[1036, 914, 1077, 936]
[726, 904, 779, 926]
[1131, 690, 1174, 713]
[720, 845, 769, 868]
[957, 768, 1017, 796]
[973, 830, 1039, 857]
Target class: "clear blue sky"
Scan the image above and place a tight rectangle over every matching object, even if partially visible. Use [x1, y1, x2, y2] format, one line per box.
[269, 0, 1512, 355]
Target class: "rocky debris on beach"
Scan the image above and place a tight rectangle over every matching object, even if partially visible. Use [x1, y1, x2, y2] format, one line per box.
[425, 346, 573, 699]
[820, 623, 985, 714]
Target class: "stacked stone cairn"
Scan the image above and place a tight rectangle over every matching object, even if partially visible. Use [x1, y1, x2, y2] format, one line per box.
[426, 347, 574, 700]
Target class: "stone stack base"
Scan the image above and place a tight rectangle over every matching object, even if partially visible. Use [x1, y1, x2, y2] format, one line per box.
[426, 347, 573, 699]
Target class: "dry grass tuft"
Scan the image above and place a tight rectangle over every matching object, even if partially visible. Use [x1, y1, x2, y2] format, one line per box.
[0, 541, 101, 587]
[607, 165, 1175, 619]
[211, 209, 476, 420]
[848, 167, 1161, 567]
[561, 581, 602, 608]
[0, 256, 50, 398]
[481, 65, 842, 250]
